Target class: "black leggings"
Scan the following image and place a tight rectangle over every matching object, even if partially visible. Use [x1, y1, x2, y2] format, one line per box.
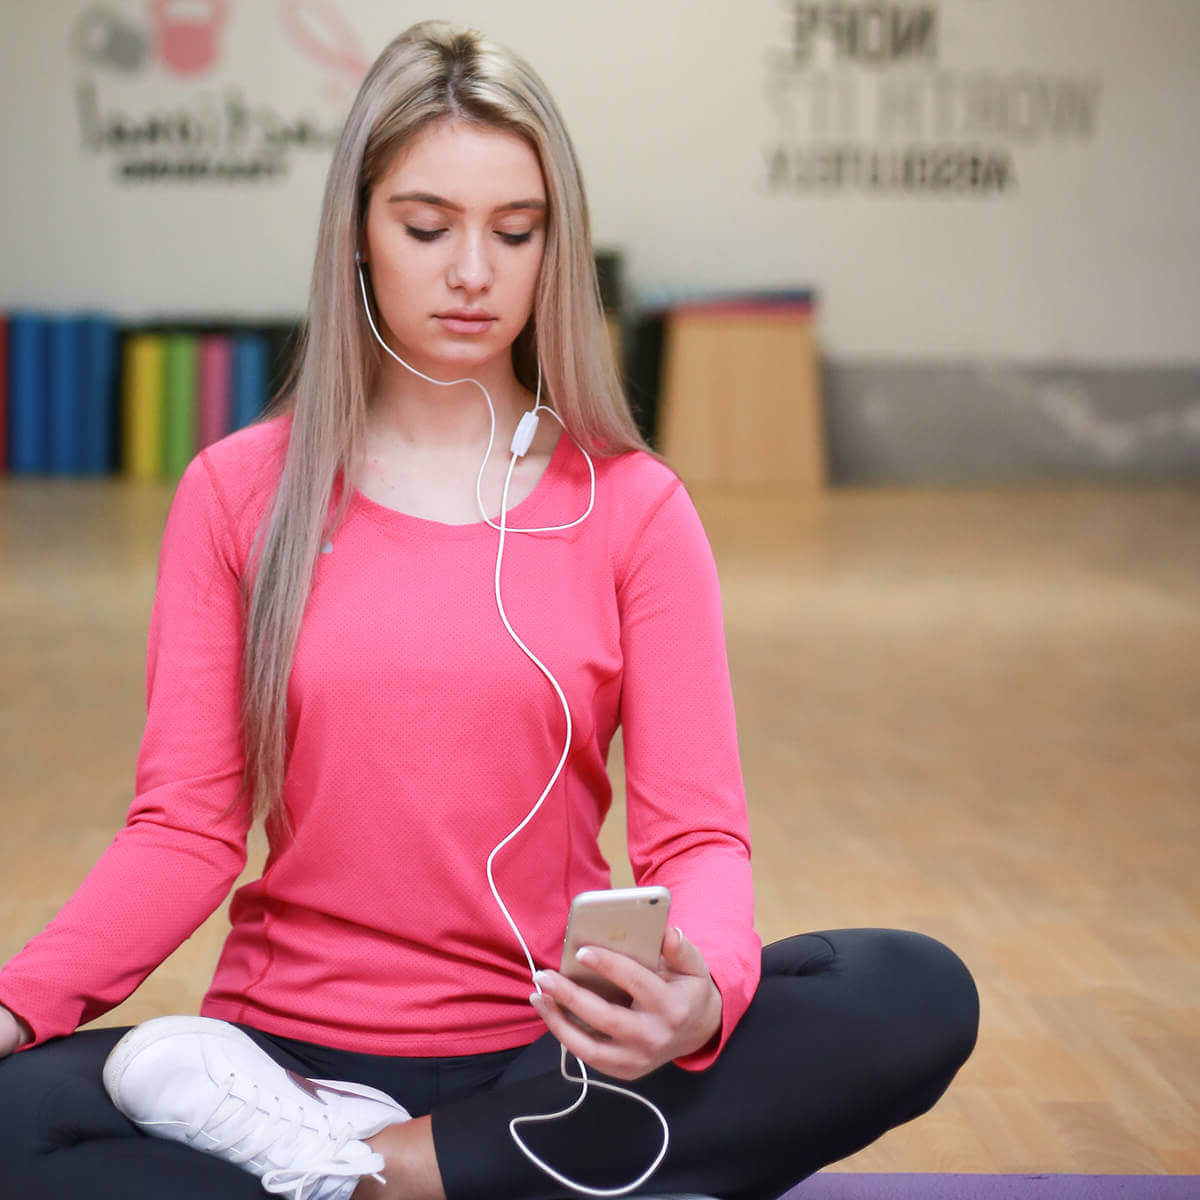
[0, 929, 979, 1200]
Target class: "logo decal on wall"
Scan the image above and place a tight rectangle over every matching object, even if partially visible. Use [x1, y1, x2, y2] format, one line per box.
[278, 0, 368, 102]
[72, 1, 229, 76]
[153, 0, 229, 76]
[763, 1, 1103, 197]
[71, 0, 368, 183]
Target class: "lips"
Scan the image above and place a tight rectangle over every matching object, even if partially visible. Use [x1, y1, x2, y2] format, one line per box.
[436, 312, 496, 335]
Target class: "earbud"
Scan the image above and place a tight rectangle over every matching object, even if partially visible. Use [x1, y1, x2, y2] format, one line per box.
[355, 249, 363, 264]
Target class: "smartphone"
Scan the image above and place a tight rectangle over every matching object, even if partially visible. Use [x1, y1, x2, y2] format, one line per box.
[559, 886, 671, 1007]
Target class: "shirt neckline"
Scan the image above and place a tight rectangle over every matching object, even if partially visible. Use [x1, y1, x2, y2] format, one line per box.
[344, 429, 568, 540]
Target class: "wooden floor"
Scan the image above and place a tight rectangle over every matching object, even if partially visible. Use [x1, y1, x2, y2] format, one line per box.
[1, 476, 1198, 1174]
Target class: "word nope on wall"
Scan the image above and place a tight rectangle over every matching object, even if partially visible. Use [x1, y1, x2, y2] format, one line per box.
[763, 0, 1103, 196]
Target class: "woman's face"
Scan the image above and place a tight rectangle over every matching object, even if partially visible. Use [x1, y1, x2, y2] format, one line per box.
[360, 119, 548, 377]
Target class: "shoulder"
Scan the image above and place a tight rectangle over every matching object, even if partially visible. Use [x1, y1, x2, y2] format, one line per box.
[197, 410, 292, 490]
[590, 449, 715, 586]
[594, 448, 686, 535]
[181, 409, 293, 553]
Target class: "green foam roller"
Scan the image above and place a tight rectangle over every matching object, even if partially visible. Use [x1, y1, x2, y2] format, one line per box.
[163, 332, 198, 479]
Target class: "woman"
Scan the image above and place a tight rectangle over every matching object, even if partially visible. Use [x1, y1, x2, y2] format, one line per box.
[0, 19, 978, 1200]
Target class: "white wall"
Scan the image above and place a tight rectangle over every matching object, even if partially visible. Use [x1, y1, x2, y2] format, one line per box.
[1, 0, 1197, 364]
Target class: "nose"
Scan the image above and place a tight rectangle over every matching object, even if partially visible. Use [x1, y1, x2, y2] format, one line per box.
[448, 231, 493, 292]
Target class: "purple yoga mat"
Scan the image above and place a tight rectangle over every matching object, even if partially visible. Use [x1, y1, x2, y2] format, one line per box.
[779, 1176, 1199, 1199]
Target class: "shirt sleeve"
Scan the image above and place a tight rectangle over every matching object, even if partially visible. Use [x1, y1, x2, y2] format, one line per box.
[0, 452, 253, 1049]
[616, 480, 761, 1071]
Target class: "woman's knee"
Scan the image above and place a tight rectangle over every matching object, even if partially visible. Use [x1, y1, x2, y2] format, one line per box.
[0, 1046, 62, 1156]
[809, 927, 979, 1086]
[0, 1028, 135, 1156]
[874, 928, 980, 1081]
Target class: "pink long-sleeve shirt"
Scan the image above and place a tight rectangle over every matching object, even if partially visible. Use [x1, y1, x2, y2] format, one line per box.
[0, 412, 760, 1069]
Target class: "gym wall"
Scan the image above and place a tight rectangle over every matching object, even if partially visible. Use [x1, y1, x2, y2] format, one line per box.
[1, 0, 1197, 481]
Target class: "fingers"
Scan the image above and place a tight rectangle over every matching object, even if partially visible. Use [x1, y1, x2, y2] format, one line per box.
[526, 935, 720, 1079]
[534, 969, 640, 1041]
[567, 945, 673, 1011]
[531, 968, 713, 1078]
[658, 926, 711, 979]
[529, 987, 636, 1078]
[531, 963, 673, 1080]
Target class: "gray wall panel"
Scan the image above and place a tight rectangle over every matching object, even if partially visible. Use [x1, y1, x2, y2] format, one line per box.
[822, 363, 1200, 484]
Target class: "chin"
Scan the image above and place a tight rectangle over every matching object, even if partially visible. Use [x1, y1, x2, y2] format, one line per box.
[436, 329, 514, 357]
[408, 343, 508, 376]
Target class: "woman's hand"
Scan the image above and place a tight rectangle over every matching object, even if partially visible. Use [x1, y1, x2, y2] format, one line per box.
[0, 1004, 32, 1058]
[529, 926, 722, 1080]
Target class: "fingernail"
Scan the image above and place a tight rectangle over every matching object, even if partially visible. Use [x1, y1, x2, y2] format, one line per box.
[529, 992, 544, 1009]
[533, 969, 553, 988]
[575, 946, 596, 964]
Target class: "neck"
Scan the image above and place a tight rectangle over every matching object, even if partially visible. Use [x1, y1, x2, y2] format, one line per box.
[368, 352, 530, 454]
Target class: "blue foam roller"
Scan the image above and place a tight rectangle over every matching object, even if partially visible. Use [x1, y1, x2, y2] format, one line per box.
[49, 314, 86, 475]
[8, 311, 50, 474]
[232, 333, 269, 431]
[81, 314, 118, 475]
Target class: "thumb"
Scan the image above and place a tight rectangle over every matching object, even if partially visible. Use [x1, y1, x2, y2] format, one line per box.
[660, 926, 709, 978]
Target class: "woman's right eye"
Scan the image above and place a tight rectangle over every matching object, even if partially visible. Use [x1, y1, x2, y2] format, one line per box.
[405, 226, 443, 242]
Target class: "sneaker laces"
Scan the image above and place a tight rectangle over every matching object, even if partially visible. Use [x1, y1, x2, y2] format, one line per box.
[183, 1070, 387, 1200]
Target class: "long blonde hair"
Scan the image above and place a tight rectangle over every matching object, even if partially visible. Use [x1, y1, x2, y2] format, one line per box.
[231, 20, 657, 833]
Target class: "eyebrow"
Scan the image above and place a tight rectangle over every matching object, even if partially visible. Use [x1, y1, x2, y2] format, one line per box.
[386, 191, 546, 213]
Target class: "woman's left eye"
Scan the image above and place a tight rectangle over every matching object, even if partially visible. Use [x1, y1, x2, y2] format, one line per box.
[404, 226, 533, 246]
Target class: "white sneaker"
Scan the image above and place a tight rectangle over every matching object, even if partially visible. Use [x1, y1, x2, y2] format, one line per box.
[103, 1016, 411, 1200]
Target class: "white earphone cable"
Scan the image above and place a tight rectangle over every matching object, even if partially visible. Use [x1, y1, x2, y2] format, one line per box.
[493, 455, 670, 1197]
[355, 257, 669, 1195]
